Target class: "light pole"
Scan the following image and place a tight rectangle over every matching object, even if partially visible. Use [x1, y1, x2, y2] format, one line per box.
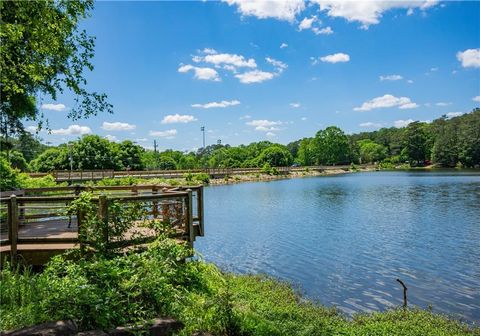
[200, 126, 206, 149]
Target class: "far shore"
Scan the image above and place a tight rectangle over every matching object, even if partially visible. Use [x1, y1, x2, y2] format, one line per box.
[208, 166, 377, 186]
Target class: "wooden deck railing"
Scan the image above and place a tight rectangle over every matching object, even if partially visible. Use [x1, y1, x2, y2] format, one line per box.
[35, 165, 360, 182]
[0, 185, 204, 265]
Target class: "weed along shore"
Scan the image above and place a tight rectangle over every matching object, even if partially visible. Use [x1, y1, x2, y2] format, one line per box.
[0, 174, 478, 335]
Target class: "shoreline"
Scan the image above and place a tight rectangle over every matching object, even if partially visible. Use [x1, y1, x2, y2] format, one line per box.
[207, 166, 377, 186]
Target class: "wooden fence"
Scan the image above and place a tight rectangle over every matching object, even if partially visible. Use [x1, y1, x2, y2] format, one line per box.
[27, 165, 360, 182]
[0, 185, 204, 265]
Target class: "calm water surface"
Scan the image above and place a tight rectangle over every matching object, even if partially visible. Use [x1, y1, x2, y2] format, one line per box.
[195, 171, 480, 323]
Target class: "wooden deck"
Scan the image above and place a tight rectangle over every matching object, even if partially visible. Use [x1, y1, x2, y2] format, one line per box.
[0, 185, 204, 266]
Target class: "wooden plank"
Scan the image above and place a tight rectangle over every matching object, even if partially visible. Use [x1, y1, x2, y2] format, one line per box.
[8, 195, 18, 264]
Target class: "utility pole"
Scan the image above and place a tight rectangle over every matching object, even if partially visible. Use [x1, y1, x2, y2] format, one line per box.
[153, 139, 158, 169]
[200, 126, 205, 149]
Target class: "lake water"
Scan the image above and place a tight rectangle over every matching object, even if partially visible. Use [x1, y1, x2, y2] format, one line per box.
[195, 171, 480, 323]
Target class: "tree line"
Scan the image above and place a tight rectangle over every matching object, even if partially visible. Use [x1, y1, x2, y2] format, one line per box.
[2, 108, 479, 173]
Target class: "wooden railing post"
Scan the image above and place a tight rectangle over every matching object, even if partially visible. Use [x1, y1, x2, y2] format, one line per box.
[197, 186, 204, 236]
[186, 189, 194, 244]
[8, 195, 18, 265]
[98, 195, 109, 251]
[152, 186, 159, 218]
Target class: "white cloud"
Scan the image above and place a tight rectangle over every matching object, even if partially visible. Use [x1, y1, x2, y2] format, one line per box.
[223, 0, 305, 22]
[178, 64, 220, 81]
[394, 119, 415, 128]
[312, 26, 334, 35]
[407, 79, 414, 84]
[266, 132, 276, 137]
[26, 125, 38, 133]
[239, 115, 251, 120]
[41, 103, 67, 111]
[359, 122, 382, 128]
[104, 135, 118, 142]
[435, 102, 451, 107]
[192, 100, 241, 109]
[374, 98, 415, 109]
[246, 119, 283, 132]
[202, 53, 257, 69]
[101, 122, 136, 131]
[161, 114, 197, 124]
[301, 117, 307, 121]
[398, 102, 419, 109]
[51, 125, 91, 135]
[354, 94, 418, 111]
[473, 96, 480, 103]
[265, 57, 288, 73]
[202, 48, 217, 54]
[319, 53, 350, 63]
[235, 70, 275, 84]
[290, 103, 301, 108]
[446, 112, 464, 118]
[456, 49, 480, 68]
[313, 1, 439, 29]
[430, 67, 439, 72]
[298, 16, 317, 30]
[135, 138, 148, 142]
[280, 43, 288, 49]
[149, 129, 178, 138]
[379, 74, 403, 81]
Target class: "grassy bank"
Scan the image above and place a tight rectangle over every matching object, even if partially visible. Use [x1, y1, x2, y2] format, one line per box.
[1, 236, 477, 335]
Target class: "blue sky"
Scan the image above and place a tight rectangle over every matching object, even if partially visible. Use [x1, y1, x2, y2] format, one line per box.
[30, 0, 480, 151]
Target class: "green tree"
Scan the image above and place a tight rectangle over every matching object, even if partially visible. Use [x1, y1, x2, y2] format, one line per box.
[403, 122, 429, 165]
[2, 150, 29, 171]
[457, 108, 480, 167]
[0, 0, 112, 140]
[158, 156, 177, 170]
[357, 140, 387, 164]
[30, 147, 68, 172]
[313, 126, 350, 165]
[431, 118, 459, 167]
[256, 145, 293, 167]
[0, 156, 20, 190]
[115, 140, 145, 170]
[296, 138, 315, 166]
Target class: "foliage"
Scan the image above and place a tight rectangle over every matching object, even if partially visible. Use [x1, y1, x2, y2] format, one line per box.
[30, 147, 68, 172]
[403, 122, 431, 165]
[357, 139, 388, 164]
[24, 109, 480, 173]
[0, 156, 20, 191]
[17, 174, 60, 189]
[193, 173, 210, 184]
[256, 145, 293, 167]
[312, 126, 351, 165]
[0, 0, 112, 138]
[1, 252, 476, 335]
[115, 140, 145, 170]
[1, 150, 29, 171]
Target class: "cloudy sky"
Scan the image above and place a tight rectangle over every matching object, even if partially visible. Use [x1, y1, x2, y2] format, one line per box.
[29, 1, 479, 151]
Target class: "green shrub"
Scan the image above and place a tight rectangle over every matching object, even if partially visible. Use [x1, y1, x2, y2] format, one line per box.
[183, 172, 194, 183]
[0, 157, 20, 191]
[193, 173, 210, 184]
[96, 176, 139, 186]
[17, 174, 60, 189]
[261, 163, 273, 175]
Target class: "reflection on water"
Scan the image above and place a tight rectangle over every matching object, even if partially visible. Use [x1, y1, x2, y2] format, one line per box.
[195, 171, 480, 323]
